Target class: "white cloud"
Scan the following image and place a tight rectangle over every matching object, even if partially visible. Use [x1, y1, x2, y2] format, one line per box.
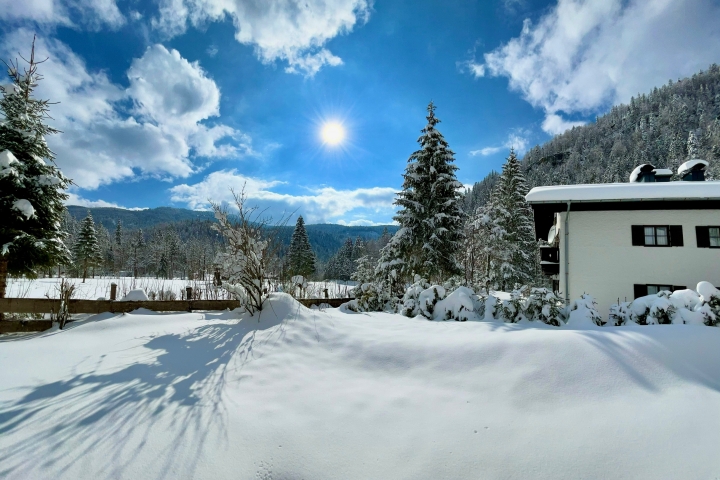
[1, 30, 248, 190]
[471, 130, 530, 156]
[169, 169, 397, 223]
[0, 0, 124, 28]
[65, 193, 147, 210]
[152, 0, 372, 76]
[476, 0, 720, 134]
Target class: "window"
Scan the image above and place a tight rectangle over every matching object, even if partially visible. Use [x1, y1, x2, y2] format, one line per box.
[695, 226, 720, 248]
[712, 228, 720, 247]
[632, 225, 683, 247]
[634, 284, 687, 298]
[644, 226, 668, 246]
[646, 285, 672, 295]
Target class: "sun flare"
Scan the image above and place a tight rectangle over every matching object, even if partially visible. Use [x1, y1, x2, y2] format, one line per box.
[321, 122, 345, 145]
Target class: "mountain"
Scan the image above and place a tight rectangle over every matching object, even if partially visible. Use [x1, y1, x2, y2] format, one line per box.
[465, 64, 720, 209]
[66, 206, 397, 262]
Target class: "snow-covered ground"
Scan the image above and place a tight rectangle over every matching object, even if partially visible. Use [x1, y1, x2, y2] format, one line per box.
[5, 277, 356, 300]
[1, 293, 719, 479]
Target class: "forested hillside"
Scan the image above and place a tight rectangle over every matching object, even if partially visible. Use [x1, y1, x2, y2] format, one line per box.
[466, 65, 720, 208]
[66, 206, 397, 263]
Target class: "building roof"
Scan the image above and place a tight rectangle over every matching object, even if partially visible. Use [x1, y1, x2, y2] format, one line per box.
[526, 181, 720, 204]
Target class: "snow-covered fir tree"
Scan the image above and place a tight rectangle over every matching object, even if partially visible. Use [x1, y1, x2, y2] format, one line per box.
[287, 216, 316, 278]
[73, 213, 103, 282]
[0, 39, 71, 310]
[390, 102, 464, 282]
[475, 149, 538, 290]
[324, 238, 355, 281]
[686, 130, 699, 158]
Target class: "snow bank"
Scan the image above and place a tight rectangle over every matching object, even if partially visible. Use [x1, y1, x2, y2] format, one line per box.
[120, 289, 149, 301]
[2, 294, 720, 479]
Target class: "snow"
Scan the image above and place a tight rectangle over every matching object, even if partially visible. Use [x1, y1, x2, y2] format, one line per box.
[653, 168, 673, 176]
[12, 199, 35, 220]
[2, 292, 720, 479]
[526, 180, 720, 203]
[0, 149, 19, 168]
[628, 163, 652, 182]
[120, 289, 149, 301]
[5, 277, 357, 301]
[678, 158, 709, 177]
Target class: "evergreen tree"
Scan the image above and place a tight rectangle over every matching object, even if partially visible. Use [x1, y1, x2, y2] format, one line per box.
[323, 238, 354, 281]
[287, 216, 316, 278]
[0, 39, 71, 309]
[391, 102, 465, 281]
[73, 213, 103, 282]
[481, 149, 538, 290]
[129, 229, 146, 278]
[687, 130, 699, 159]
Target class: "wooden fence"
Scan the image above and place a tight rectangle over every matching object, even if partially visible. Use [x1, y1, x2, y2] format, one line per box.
[0, 296, 352, 333]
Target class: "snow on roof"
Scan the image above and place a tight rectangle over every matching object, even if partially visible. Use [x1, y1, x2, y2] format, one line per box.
[678, 159, 709, 177]
[526, 181, 720, 203]
[653, 168, 673, 176]
[629, 163, 654, 182]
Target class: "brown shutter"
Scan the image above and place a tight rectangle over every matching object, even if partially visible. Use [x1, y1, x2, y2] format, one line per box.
[634, 284, 647, 299]
[631, 225, 645, 246]
[696, 226, 710, 248]
[669, 225, 683, 246]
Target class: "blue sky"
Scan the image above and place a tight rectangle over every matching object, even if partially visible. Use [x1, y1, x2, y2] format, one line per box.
[2, 0, 720, 224]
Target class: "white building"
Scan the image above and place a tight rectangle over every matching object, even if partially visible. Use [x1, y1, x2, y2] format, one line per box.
[525, 160, 720, 318]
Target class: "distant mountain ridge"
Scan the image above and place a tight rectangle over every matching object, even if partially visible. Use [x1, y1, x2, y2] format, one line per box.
[66, 205, 398, 262]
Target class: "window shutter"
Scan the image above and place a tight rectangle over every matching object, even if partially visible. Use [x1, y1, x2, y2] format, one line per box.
[672, 286, 687, 292]
[669, 225, 683, 246]
[631, 225, 644, 246]
[634, 284, 647, 299]
[696, 226, 710, 248]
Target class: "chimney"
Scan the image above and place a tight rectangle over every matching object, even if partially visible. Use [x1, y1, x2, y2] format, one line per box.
[678, 159, 708, 182]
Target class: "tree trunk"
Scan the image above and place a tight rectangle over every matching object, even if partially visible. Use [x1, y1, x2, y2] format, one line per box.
[0, 257, 8, 321]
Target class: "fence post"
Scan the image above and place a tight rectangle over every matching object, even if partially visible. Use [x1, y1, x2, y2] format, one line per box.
[186, 287, 193, 300]
[110, 283, 117, 301]
[324, 288, 329, 299]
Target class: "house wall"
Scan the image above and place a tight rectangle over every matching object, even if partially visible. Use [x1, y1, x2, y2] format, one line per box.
[558, 209, 720, 318]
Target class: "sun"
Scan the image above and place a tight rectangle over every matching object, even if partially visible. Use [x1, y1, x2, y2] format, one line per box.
[321, 122, 345, 146]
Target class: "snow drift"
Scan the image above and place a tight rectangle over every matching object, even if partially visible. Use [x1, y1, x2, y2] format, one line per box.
[1, 292, 720, 479]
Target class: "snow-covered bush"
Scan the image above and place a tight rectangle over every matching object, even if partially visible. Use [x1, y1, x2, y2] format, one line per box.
[608, 301, 632, 326]
[523, 287, 566, 326]
[697, 281, 720, 326]
[566, 294, 603, 327]
[630, 292, 676, 325]
[496, 287, 528, 323]
[612, 287, 711, 326]
[400, 275, 431, 317]
[399, 276, 446, 319]
[434, 286, 483, 321]
[346, 282, 396, 313]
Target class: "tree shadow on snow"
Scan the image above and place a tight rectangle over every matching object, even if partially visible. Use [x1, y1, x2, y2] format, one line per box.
[0, 294, 302, 480]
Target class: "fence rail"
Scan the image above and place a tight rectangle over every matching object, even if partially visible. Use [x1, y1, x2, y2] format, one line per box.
[0, 296, 352, 333]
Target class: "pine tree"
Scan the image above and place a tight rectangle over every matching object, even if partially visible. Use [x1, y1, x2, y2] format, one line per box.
[129, 229, 145, 278]
[287, 216, 316, 278]
[686, 130, 699, 159]
[73, 213, 103, 282]
[0, 38, 71, 309]
[480, 149, 538, 290]
[391, 102, 465, 282]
